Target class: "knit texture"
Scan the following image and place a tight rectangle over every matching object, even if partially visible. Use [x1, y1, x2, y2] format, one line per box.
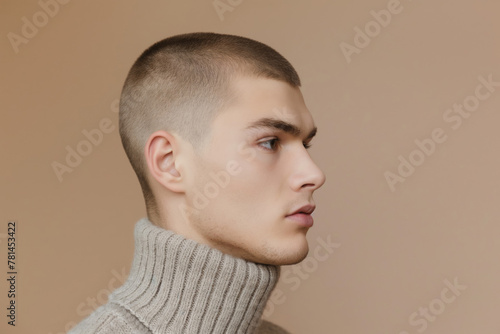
[68, 218, 291, 334]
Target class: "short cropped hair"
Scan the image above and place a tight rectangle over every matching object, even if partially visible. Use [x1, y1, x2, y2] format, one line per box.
[118, 32, 301, 214]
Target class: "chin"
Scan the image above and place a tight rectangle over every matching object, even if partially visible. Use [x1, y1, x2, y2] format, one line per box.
[280, 246, 310, 265]
[256, 236, 310, 266]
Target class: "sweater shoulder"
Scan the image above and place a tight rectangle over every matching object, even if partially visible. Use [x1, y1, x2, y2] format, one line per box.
[67, 302, 151, 334]
[257, 319, 292, 334]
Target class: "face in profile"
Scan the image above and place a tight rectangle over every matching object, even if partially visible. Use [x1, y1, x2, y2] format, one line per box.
[181, 75, 326, 265]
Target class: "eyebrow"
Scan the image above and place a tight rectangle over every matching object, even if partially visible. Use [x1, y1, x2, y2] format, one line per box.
[244, 117, 317, 140]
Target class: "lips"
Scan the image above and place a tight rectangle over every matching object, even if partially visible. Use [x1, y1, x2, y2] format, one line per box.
[285, 204, 316, 228]
[287, 204, 316, 216]
[285, 212, 314, 227]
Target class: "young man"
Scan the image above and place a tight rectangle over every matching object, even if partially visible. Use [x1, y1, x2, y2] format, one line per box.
[69, 32, 326, 334]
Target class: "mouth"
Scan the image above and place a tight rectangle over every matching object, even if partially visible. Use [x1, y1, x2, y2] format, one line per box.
[287, 203, 316, 216]
[285, 203, 316, 228]
[285, 212, 314, 228]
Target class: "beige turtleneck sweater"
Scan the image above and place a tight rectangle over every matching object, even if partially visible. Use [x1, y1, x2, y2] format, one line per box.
[68, 218, 291, 334]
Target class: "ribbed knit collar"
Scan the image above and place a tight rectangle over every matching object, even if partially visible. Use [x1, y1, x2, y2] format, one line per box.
[109, 217, 280, 334]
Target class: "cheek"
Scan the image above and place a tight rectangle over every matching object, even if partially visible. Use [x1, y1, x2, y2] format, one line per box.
[223, 169, 278, 216]
[226, 150, 286, 201]
[198, 146, 282, 213]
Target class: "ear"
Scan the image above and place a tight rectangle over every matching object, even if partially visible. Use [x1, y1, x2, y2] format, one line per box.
[145, 130, 184, 193]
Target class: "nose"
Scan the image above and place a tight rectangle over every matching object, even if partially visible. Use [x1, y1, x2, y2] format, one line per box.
[290, 150, 326, 192]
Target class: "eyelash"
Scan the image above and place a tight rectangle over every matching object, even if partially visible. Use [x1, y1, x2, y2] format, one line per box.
[258, 137, 312, 152]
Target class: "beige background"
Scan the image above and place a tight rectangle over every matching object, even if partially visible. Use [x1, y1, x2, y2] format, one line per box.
[1, 0, 500, 333]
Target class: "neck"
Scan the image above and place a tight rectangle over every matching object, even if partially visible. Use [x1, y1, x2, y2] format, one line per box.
[109, 218, 280, 334]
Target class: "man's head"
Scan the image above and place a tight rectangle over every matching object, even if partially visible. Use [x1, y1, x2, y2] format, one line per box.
[119, 32, 325, 265]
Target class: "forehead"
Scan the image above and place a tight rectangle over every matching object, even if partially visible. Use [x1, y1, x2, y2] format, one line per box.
[214, 76, 316, 136]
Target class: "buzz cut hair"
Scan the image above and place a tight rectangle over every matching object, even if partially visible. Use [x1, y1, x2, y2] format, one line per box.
[118, 32, 301, 214]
